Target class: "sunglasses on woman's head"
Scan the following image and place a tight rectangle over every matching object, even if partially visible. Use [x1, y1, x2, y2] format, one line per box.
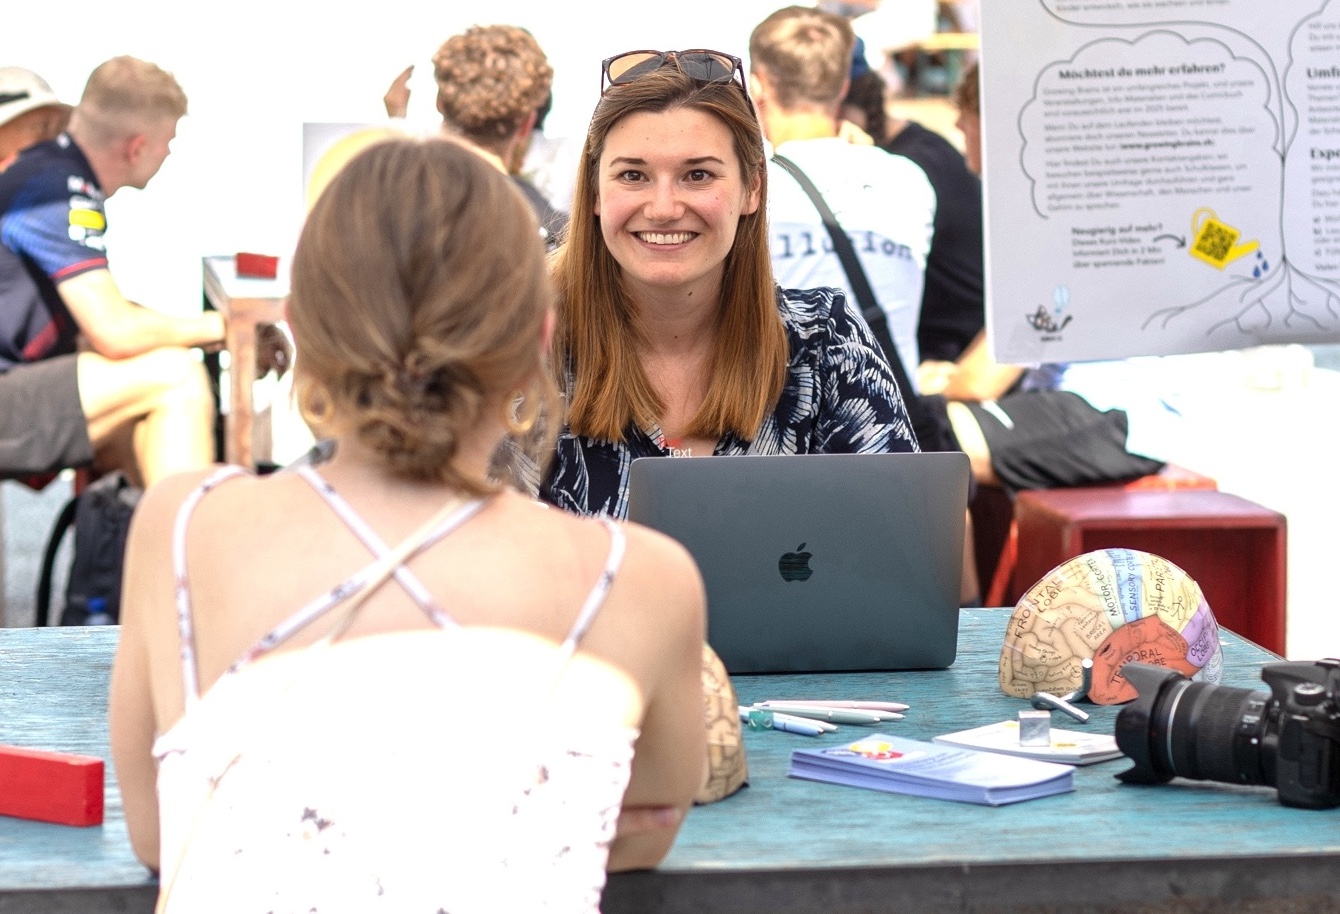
[601, 49, 750, 101]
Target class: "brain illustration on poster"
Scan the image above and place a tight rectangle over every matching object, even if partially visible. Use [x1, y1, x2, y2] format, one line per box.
[983, 0, 1340, 362]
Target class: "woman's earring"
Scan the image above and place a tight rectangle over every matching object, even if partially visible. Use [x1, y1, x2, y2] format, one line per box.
[503, 385, 540, 436]
[297, 378, 334, 429]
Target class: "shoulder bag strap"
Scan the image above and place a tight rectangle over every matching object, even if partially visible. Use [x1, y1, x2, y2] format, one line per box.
[771, 153, 921, 403]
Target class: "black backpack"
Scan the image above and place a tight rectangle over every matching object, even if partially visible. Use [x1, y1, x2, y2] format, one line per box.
[35, 471, 141, 626]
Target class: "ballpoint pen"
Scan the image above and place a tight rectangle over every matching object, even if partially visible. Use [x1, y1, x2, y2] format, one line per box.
[738, 706, 829, 736]
[754, 699, 910, 713]
[773, 712, 838, 732]
[753, 703, 902, 724]
[1029, 691, 1090, 723]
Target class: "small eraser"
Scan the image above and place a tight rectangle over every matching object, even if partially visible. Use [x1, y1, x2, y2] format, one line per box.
[0, 744, 104, 826]
[236, 252, 279, 279]
[1018, 710, 1051, 747]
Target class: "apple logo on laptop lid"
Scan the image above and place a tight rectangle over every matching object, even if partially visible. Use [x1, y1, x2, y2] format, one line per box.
[778, 543, 813, 582]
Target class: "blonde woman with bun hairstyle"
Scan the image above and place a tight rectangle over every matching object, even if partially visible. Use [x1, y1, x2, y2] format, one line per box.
[109, 137, 707, 911]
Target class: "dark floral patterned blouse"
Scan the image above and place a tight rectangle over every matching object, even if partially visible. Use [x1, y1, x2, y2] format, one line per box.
[539, 286, 919, 520]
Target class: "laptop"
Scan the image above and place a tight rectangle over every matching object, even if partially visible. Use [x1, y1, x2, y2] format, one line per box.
[627, 452, 970, 674]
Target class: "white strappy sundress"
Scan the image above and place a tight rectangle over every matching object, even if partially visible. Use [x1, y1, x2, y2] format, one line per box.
[151, 467, 637, 913]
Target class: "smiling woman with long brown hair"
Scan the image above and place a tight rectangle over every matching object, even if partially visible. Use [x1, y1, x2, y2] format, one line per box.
[539, 50, 918, 519]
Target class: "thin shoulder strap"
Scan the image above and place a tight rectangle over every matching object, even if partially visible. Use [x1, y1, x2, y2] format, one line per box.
[774, 152, 939, 450]
[172, 465, 251, 705]
[293, 466, 455, 627]
[771, 154, 912, 388]
[233, 497, 486, 670]
[554, 519, 627, 664]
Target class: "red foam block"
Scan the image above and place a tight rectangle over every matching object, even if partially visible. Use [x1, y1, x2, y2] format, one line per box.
[0, 744, 104, 826]
[236, 252, 279, 279]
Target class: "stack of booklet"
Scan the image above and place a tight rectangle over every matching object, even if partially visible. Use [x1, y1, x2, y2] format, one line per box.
[789, 734, 1074, 806]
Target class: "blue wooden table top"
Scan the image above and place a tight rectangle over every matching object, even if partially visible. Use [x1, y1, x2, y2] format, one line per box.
[665, 610, 1339, 875]
[0, 611, 1335, 909]
[0, 627, 151, 892]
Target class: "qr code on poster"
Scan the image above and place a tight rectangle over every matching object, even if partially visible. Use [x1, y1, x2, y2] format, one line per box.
[1194, 222, 1236, 263]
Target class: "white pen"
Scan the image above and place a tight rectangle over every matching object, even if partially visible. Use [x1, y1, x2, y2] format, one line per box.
[753, 703, 900, 724]
[738, 706, 830, 736]
[755, 699, 910, 713]
[772, 711, 838, 732]
[768, 715, 829, 737]
[740, 706, 836, 730]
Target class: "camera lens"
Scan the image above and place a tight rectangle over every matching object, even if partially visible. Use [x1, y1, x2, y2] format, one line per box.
[1156, 679, 1273, 785]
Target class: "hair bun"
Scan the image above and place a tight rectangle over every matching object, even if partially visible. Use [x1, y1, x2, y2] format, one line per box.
[352, 350, 482, 479]
[394, 351, 461, 413]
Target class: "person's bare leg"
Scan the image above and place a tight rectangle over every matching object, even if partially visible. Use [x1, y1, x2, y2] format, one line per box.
[77, 349, 214, 487]
[946, 401, 1000, 486]
[93, 421, 144, 489]
[129, 372, 213, 485]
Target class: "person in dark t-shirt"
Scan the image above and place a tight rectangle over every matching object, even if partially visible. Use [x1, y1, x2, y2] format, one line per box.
[0, 57, 223, 486]
[842, 68, 985, 363]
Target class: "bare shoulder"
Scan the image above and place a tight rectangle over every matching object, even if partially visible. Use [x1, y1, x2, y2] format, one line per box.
[595, 515, 706, 639]
[615, 520, 704, 606]
[120, 468, 240, 639]
[128, 466, 281, 562]
[503, 495, 705, 617]
[131, 467, 234, 538]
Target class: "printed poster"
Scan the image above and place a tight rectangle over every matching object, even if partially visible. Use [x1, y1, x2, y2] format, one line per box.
[981, 0, 1340, 362]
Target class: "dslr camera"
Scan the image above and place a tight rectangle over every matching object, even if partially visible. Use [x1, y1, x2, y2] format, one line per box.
[1114, 659, 1340, 809]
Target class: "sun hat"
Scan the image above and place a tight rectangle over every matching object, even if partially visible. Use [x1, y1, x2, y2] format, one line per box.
[0, 68, 68, 129]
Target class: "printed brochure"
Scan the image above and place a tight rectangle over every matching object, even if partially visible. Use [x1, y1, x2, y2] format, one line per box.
[789, 734, 1074, 806]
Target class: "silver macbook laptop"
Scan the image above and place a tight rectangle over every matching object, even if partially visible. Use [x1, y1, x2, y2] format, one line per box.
[627, 452, 970, 674]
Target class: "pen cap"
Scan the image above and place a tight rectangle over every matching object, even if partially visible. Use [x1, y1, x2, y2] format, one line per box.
[743, 709, 775, 730]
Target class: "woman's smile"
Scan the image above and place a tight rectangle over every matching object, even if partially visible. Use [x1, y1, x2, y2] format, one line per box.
[634, 231, 699, 246]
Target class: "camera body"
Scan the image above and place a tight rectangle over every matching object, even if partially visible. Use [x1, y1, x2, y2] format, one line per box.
[1262, 660, 1340, 807]
[1115, 659, 1340, 809]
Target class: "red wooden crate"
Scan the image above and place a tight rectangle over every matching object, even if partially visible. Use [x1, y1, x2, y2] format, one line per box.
[1012, 488, 1287, 655]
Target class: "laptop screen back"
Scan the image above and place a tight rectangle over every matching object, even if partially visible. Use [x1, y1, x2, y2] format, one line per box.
[627, 452, 969, 673]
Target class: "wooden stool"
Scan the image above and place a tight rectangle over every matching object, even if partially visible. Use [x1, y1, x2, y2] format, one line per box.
[1012, 488, 1287, 655]
[979, 466, 1218, 608]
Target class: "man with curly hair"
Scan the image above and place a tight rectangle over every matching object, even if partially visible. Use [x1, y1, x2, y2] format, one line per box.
[385, 25, 566, 249]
